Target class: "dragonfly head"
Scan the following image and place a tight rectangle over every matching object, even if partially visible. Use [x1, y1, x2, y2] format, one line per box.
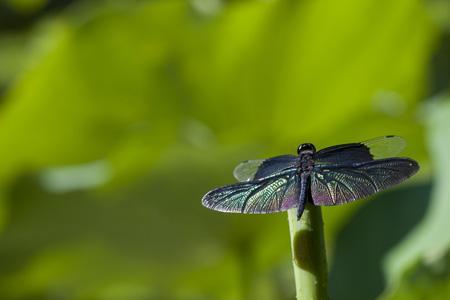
[297, 143, 316, 156]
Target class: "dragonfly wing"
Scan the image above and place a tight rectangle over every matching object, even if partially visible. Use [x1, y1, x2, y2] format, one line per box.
[315, 136, 405, 164]
[233, 155, 298, 182]
[362, 136, 405, 159]
[233, 159, 264, 182]
[311, 158, 419, 206]
[203, 169, 300, 214]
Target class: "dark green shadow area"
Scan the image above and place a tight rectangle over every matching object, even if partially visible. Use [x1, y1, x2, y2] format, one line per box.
[329, 182, 431, 300]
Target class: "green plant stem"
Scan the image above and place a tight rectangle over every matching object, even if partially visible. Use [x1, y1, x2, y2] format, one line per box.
[288, 204, 328, 300]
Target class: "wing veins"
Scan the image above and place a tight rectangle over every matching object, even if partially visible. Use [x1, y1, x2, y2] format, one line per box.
[311, 158, 419, 206]
[340, 168, 379, 191]
[240, 170, 295, 213]
[314, 173, 333, 201]
[278, 176, 293, 210]
[315, 158, 410, 170]
[240, 181, 268, 213]
[332, 174, 358, 200]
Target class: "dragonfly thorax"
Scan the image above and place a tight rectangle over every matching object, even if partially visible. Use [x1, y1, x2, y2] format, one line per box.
[297, 143, 316, 156]
[299, 155, 314, 173]
[297, 143, 316, 173]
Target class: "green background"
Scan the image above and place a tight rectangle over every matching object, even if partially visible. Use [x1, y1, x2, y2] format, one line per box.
[0, 0, 448, 299]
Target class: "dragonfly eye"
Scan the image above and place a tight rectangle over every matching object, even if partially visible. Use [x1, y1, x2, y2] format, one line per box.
[297, 143, 316, 155]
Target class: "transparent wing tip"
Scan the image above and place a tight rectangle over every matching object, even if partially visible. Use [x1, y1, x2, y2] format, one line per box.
[233, 159, 264, 182]
[363, 135, 406, 159]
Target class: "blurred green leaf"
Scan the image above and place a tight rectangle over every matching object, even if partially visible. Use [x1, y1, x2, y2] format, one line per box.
[384, 250, 450, 300]
[4, 0, 47, 15]
[381, 95, 450, 299]
[328, 183, 431, 300]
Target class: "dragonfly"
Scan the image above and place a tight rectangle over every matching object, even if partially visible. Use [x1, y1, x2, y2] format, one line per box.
[202, 136, 419, 220]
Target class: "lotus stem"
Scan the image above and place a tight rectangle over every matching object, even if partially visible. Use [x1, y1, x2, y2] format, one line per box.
[287, 204, 329, 300]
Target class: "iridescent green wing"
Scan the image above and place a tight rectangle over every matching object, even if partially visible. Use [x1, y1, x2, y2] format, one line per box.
[233, 155, 298, 182]
[314, 135, 405, 164]
[311, 158, 419, 206]
[202, 169, 299, 214]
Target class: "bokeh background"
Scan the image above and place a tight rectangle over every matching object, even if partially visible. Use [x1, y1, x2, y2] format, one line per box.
[0, 0, 449, 299]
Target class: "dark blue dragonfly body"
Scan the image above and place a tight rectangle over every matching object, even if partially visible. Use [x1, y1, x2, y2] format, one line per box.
[202, 136, 419, 220]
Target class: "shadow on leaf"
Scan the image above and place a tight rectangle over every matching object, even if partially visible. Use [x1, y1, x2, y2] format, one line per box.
[329, 182, 431, 300]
